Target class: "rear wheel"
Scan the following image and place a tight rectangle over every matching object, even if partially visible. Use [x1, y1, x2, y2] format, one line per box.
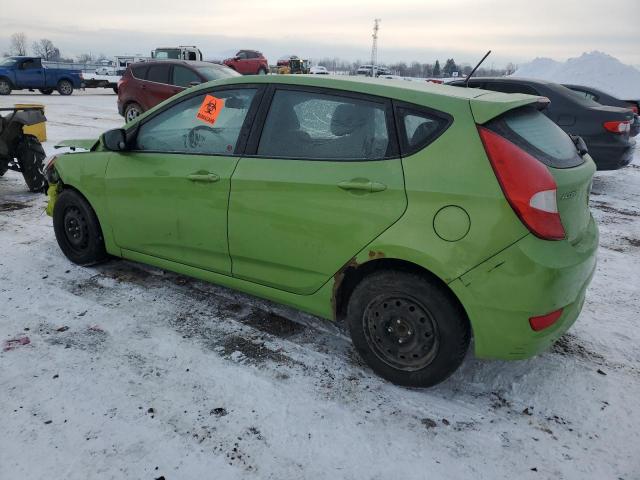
[257, 67, 267, 75]
[0, 78, 12, 95]
[57, 79, 73, 96]
[39, 88, 53, 95]
[53, 189, 107, 265]
[346, 271, 470, 387]
[124, 102, 142, 122]
[15, 134, 47, 192]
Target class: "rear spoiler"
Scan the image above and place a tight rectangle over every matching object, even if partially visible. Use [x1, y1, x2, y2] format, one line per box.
[470, 92, 549, 124]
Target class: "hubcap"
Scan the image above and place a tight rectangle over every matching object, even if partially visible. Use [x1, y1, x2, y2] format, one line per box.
[0, 81, 10, 94]
[126, 107, 140, 122]
[363, 295, 439, 371]
[63, 207, 89, 250]
[60, 82, 71, 94]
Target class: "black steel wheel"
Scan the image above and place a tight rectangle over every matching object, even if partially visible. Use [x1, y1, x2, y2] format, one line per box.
[53, 189, 107, 265]
[347, 270, 470, 388]
[364, 294, 440, 371]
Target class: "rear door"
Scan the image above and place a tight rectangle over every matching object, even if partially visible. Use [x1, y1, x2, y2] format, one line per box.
[105, 87, 261, 273]
[228, 86, 407, 294]
[141, 64, 179, 109]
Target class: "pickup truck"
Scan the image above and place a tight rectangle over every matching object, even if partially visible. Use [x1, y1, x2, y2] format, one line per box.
[0, 56, 83, 96]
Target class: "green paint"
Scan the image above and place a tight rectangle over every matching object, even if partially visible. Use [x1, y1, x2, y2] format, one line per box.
[49, 75, 598, 360]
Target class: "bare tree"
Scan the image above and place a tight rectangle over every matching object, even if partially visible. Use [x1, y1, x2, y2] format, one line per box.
[77, 52, 94, 64]
[9, 32, 28, 56]
[32, 38, 61, 61]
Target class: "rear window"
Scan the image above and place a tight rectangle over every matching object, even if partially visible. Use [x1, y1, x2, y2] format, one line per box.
[487, 106, 584, 168]
[196, 64, 240, 81]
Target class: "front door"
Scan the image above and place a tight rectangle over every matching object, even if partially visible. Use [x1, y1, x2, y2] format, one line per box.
[105, 87, 260, 274]
[228, 87, 407, 294]
[17, 58, 44, 88]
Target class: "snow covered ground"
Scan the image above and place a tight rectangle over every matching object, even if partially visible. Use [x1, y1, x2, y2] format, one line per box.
[1, 91, 639, 479]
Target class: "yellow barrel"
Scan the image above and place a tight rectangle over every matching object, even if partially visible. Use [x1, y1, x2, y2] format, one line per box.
[14, 103, 47, 142]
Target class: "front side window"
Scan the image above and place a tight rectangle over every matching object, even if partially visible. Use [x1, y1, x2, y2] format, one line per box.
[257, 89, 391, 160]
[22, 59, 41, 70]
[173, 66, 201, 87]
[135, 88, 257, 155]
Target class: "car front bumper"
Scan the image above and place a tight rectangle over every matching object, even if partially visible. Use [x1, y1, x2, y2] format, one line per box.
[450, 215, 598, 360]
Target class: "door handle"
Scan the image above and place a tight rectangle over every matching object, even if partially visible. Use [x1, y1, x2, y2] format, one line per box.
[338, 180, 387, 193]
[187, 173, 220, 183]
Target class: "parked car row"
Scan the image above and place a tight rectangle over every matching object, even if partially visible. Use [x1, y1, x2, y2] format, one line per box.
[448, 77, 637, 170]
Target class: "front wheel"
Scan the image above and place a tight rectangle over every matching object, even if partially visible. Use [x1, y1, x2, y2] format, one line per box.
[0, 78, 12, 95]
[346, 271, 470, 388]
[57, 79, 73, 95]
[39, 88, 53, 95]
[53, 189, 108, 265]
[15, 134, 47, 192]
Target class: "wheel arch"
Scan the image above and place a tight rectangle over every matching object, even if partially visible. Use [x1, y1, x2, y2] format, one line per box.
[333, 256, 472, 335]
[0, 75, 14, 87]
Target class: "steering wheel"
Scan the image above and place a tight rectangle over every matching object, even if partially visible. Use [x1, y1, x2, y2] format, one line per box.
[185, 125, 222, 150]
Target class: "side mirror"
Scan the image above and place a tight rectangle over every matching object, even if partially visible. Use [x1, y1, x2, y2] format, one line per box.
[103, 128, 127, 151]
[189, 81, 201, 87]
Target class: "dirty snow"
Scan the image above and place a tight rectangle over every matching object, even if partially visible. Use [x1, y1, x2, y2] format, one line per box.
[512, 51, 640, 99]
[1, 91, 640, 479]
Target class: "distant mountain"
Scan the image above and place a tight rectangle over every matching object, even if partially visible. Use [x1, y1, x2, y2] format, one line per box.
[512, 51, 640, 99]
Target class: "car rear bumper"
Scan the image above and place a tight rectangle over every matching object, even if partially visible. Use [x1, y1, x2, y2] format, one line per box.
[586, 136, 636, 170]
[450, 215, 598, 360]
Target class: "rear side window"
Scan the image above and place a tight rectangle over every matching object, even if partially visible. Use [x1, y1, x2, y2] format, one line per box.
[257, 89, 393, 160]
[130, 64, 148, 80]
[396, 106, 451, 156]
[487, 106, 583, 168]
[146, 64, 171, 84]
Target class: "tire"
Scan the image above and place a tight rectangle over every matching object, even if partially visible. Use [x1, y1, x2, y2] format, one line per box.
[57, 79, 74, 96]
[124, 102, 142, 122]
[15, 134, 47, 192]
[53, 189, 107, 266]
[346, 271, 470, 388]
[0, 163, 8, 176]
[0, 78, 12, 95]
[39, 88, 54, 95]
[257, 67, 267, 75]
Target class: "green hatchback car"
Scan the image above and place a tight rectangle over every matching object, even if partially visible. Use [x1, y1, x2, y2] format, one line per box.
[45, 75, 598, 387]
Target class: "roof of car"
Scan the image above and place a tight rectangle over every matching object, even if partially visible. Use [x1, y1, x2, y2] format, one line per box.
[130, 60, 222, 68]
[459, 76, 558, 86]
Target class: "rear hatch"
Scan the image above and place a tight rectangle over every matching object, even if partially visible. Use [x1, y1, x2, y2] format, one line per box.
[478, 105, 595, 244]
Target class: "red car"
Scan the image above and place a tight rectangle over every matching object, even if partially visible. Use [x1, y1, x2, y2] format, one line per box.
[117, 60, 239, 121]
[223, 50, 269, 75]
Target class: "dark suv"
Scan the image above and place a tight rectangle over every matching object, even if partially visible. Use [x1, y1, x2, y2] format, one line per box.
[449, 77, 636, 170]
[117, 60, 239, 121]
[223, 50, 269, 75]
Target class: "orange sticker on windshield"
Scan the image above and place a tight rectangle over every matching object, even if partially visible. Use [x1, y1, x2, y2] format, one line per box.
[196, 95, 224, 125]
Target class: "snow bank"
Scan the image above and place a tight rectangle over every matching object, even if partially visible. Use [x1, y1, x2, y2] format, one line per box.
[512, 51, 640, 99]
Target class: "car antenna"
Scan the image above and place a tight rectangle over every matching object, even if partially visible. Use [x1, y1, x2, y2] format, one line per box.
[464, 50, 491, 87]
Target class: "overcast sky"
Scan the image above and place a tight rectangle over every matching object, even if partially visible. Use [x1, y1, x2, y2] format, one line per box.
[1, 0, 639, 66]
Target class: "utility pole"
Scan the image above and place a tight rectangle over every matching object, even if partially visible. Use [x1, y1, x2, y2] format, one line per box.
[370, 18, 381, 77]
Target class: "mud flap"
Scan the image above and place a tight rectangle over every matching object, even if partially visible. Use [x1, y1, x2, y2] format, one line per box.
[46, 183, 60, 217]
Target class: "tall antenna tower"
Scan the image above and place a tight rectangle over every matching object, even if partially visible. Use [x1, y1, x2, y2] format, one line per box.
[370, 18, 381, 76]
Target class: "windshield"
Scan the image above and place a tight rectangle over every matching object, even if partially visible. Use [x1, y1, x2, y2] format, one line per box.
[0, 58, 18, 67]
[196, 64, 240, 80]
[155, 49, 180, 59]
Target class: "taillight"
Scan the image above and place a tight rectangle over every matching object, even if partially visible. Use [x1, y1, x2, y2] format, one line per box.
[529, 308, 563, 331]
[627, 104, 638, 114]
[478, 126, 565, 240]
[603, 120, 631, 134]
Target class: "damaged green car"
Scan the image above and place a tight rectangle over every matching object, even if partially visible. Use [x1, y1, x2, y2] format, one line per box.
[45, 75, 598, 387]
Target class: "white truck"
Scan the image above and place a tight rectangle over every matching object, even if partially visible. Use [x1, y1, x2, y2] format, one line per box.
[151, 46, 203, 61]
